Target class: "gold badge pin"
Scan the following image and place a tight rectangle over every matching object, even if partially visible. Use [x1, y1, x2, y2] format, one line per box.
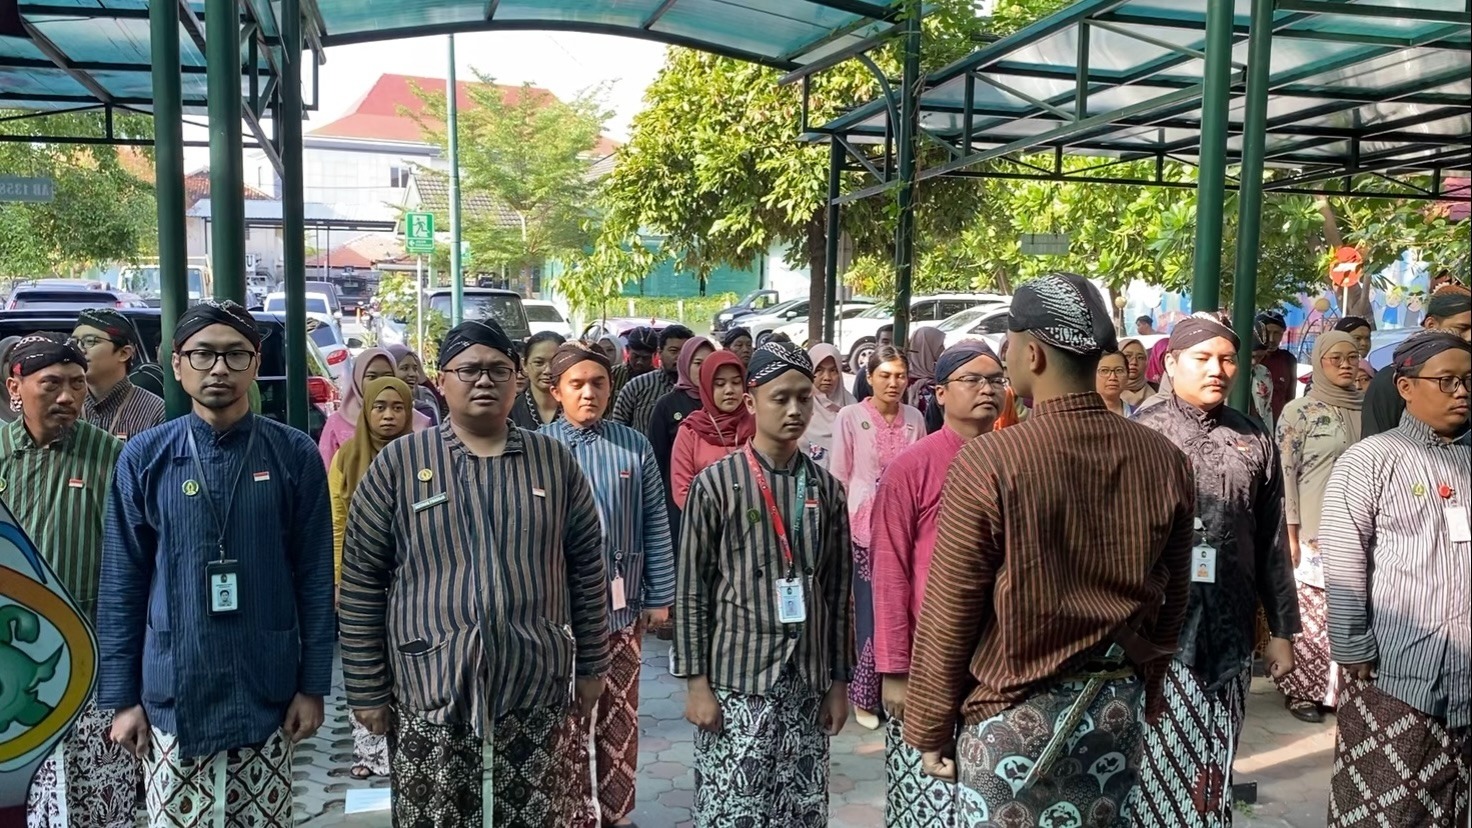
[417, 469, 433, 482]
[0, 479, 7, 494]
[673, 412, 684, 421]
[182, 480, 200, 497]
[747, 508, 761, 525]
[861, 420, 871, 430]
[1412, 482, 1427, 497]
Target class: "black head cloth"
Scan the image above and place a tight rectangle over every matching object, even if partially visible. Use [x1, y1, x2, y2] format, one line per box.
[746, 341, 813, 388]
[935, 340, 1000, 383]
[173, 299, 262, 350]
[438, 319, 521, 371]
[721, 326, 752, 348]
[549, 341, 612, 381]
[129, 362, 166, 398]
[1007, 272, 1118, 356]
[1169, 312, 1242, 352]
[1333, 316, 1372, 334]
[1426, 285, 1471, 320]
[76, 307, 142, 348]
[1393, 329, 1471, 375]
[1256, 311, 1287, 329]
[8, 332, 87, 378]
[625, 326, 659, 354]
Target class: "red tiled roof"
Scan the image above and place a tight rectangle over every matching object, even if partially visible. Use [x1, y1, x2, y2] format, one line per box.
[305, 233, 405, 269]
[183, 169, 273, 210]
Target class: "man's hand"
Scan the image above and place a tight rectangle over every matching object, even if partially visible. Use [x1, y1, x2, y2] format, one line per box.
[685, 676, 723, 734]
[109, 705, 151, 759]
[882, 675, 908, 724]
[641, 606, 669, 632]
[1264, 637, 1296, 680]
[575, 675, 605, 723]
[283, 693, 325, 743]
[921, 747, 957, 782]
[1341, 660, 1376, 682]
[354, 705, 392, 736]
[820, 681, 849, 737]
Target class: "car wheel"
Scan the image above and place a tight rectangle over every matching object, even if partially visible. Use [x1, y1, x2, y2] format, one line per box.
[755, 330, 773, 346]
[849, 338, 876, 373]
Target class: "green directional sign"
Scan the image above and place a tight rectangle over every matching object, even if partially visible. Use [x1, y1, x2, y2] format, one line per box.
[405, 211, 435, 254]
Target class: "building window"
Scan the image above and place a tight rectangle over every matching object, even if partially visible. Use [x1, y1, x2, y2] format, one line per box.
[390, 166, 410, 188]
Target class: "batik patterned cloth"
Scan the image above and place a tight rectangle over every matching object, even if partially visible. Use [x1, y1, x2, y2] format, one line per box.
[850, 541, 880, 713]
[1272, 582, 1339, 707]
[572, 624, 643, 824]
[143, 728, 294, 828]
[954, 674, 1145, 828]
[26, 702, 138, 828]
[390, 702, 588, 828]
[1329, 677, 1470, 827]
[350, 718, 390, 777]
[1133, 659, 1251, 827]
[693, 664, 830, 827]
[885, 718, 969, 827]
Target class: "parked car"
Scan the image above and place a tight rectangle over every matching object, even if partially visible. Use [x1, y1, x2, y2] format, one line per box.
[307, 317, 361, 384]
[740, 298, 877, 345]
[329, 272, 377, 314]
[579, 317, 682, 345]
[769, 302, 876, 346]
[264, 291, 339, 333]
[0, 307, 337, 439]
[711, 289, 781, 334]
[5, 286, 149, 311]
[304, 281, 344, 318]
[524, 299, 574, 339]
[836, 293, 1011, 371]
[376, 287, 531, 348]
[938, 304, 1012, 349]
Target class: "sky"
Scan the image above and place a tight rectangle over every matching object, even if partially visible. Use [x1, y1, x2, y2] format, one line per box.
[180, 31, 669, 169]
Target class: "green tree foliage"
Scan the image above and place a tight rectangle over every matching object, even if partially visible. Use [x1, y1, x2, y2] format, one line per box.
[0, 110, 157, 278]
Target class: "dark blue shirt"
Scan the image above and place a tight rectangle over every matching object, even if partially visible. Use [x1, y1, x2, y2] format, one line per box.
[97, 412, 335, 758]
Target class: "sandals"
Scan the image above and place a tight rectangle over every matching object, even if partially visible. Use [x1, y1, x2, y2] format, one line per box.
[350, 765, 375, 780]
[1286, 697, 1325, 723]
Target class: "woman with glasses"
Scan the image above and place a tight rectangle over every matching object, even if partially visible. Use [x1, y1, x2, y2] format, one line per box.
[318, 347, 431, 466]
[510, 331, 565, 430]
[1095, 350, 1134, 416]
[1274, 330, 1363, 723]
[1119, 338, 1154, 408]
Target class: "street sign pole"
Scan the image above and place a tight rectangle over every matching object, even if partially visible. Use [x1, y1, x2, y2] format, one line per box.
[416, 256, 425, 354]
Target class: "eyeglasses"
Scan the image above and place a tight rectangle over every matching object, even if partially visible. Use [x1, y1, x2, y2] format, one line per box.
[1406, 374, 1472, 395]
[1322, 355, 1359, 367]
[182, 349, 255, 372]
[1096, 367, 1128, 378]
[946, 374, 1008, 389]
[72, 335, 121, 350]
[448, 364, 516, 384]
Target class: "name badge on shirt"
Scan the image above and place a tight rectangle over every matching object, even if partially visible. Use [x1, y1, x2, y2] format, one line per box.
[611, 576, 627, 612]
[1447, 506, 1471, 544]
[1191, 518, 1216, 584]
[413, 492, 448, 512]
[775, 577, 806, 624]
[206, 560, 240, 615]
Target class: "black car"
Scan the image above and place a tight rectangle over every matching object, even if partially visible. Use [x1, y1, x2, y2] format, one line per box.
[710, 289, 780, 334]
[0, 308, 337, 440]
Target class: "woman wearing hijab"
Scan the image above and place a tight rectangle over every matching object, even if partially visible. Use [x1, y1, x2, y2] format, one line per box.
[1119, 337, 1154, 408]
[318, 347, 430, 466]
[1274, 330, 1363, 723]
[596, 334, 622, 366]
[385, 343, 443, 424]
[905, 326, 947, 433]
[1145, 337, 1170, 387]
[1248, 324, 1276, 431]
[802, 342, 856, 467]
[510, 331, 565, 430]
[1355, 358, 1375, 391]
[647, 336, 716, 531]
[670, 350, 754, 510]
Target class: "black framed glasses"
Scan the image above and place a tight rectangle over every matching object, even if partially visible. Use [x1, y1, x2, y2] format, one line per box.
[72, 335, 122, 350]
[182, 349, 256, 372]
[1097, 367, 1128, 378]
[1407, 374, 1471, 395]
[946, 374, 1009, 389]
[449, 364, 516, 384]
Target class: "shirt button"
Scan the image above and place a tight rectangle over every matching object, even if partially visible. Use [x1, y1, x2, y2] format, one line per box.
[805, 567, 814, 575]
[787, 629, 800, 639]
[755, 568, 764, 578]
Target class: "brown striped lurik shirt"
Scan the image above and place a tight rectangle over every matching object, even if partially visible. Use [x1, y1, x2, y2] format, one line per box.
[81, 376, 166, 442]
[673, 447, 854, 695]
[905, 393, 1197, 752]
[338, 422, 609, 733]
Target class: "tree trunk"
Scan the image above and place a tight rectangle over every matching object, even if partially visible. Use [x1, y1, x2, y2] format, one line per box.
[1316, 197, 1373, 322]
[806, 211, 827, 345]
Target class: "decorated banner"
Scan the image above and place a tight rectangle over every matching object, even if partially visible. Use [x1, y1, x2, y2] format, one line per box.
[0, 498, 97, 827]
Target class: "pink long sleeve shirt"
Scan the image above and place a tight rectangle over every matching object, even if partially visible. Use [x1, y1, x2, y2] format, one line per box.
[830, 399, 926, 550]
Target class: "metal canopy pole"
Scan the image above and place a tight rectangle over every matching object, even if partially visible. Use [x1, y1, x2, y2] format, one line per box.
[447, 35, 465, 325]
[149, 0, 189, 418]
[1229, 0, 1274, 412]
[205, 0, 246, 304]
[281, 0, 308, 430]
[824, 138, 842, 343]
[1191, 0, 1235, 312]
[892, 2, 921, 348]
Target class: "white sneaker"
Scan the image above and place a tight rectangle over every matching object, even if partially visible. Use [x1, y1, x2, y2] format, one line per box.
[855, 708, 881, 730]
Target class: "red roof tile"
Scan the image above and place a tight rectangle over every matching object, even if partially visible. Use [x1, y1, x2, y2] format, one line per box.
[183, 169, 273, 210]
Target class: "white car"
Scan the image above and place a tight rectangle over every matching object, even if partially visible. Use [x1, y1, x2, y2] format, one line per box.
[769, 302, 878, 346]
[524, 299, 573, 339]
[305, 318, 360, 385]
[264, 291, 338, 334]
[837, 293, 1011, 371]
[939, 304, 1012, 349]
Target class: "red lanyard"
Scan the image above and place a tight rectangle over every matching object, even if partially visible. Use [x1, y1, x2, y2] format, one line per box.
[743, 446, 805, 575]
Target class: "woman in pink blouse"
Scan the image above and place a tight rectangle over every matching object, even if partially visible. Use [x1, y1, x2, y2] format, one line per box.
[669, 351, 753, 510]
[830, 344, 926, 728]
[318, 347, 431, 466]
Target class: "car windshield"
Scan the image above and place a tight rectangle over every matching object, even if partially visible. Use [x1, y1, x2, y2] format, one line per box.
[122, 266, 205, 297]
[856, 304, 895, 320]
[429, 294, 526, 336]
[524, 304, 564, 323]
[264, 295, 330, 315]
[937, 307, 989, 332]
[308, 324, 340, 348]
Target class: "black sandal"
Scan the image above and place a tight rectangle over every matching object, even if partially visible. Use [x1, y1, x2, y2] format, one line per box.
[1286, 697, 1324, 723]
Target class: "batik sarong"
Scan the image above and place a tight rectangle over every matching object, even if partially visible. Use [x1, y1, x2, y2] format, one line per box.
[1272, 582, 1338, 708]
[693, 663, 830, 827]
[592, 624, 643, 822]
[955, 674, 1145, 827]
[1133, 659, 1251, 827]
[143, 728, 293, 828]
[1329, 677, 1470, 827]
[886, 717, 969, 827]
[26, 702, 139, 828]
[849, 541, 880, 713]
[350, 717, 390, 777]
[390, 702, 588, 828]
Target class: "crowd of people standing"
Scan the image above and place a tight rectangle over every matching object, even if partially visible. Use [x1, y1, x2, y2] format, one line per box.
[2, 277, 1467, 828]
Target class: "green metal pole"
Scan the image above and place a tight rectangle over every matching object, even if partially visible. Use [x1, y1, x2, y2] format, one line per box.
[205, 0, 246, 304]
[149, 0, 189, 418]
[447, 35, 464, 324]
[281, 0, 308, 430]
[824, 138, 842, 343]
[1229, 0, 1274, 413]
[892, 1, 921, 348]
[1191, 0, 1234, 312]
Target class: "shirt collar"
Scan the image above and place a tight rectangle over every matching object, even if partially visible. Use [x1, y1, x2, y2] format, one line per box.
[1168, 392, 1224, 427]
[441, 419, 527, 457]
[1397, 410, 1471, 448]
[550, 417, 604, 445]
[749, 445, 803, 475]
[186, 411, 256, 449]
[89, 375, 134, 408]
[1, 417, 76, 452]
[1031, 392, 1109, 418]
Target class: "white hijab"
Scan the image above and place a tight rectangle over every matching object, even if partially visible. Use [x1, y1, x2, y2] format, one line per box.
[804, 343, 857, 457]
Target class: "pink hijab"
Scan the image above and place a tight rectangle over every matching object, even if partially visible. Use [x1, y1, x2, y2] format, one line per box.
[320, 347, 430, 466]
[673, 336, 716, 400]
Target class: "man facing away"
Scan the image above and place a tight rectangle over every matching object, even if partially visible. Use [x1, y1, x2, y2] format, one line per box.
[71, 307, 166, 440]
[870, 339, 1005, 828]
[1362, 284, 1471, 439]
[339, 320, 610, 826]
[1, 334, 137, 828]
[612, 324, 693, 434]
[905, 273, 1197, 826]
[98, 300, 334, 826]
[542, 342, 675, 827]
[1321, 330, 1470, 826]
[1131, 312, 1302, 827]
[675, 341, 854, 826]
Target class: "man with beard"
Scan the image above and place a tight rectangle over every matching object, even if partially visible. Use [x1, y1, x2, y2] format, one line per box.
[72, 307, 166, 440]
[98, 300, 334, 826]
[1, 334, 137, 828]
[1131, 312, 1301, 828]
[675, 341, 854, 826]
[612, 324, 693, 433]
[1362, 284, 1471, 439]
[339, 320, 609, 826]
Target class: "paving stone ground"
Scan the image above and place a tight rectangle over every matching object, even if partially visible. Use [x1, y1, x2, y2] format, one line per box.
[293, 641, 1334, 827]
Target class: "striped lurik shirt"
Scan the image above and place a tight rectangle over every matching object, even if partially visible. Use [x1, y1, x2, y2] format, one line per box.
[611, 369, 675, 435]
[338, 423, 610, 733]
[0, 419, 122, 620]
[1321, 412, 1471, 728]
[541, 418, 675, 632]
[97, 413, 336, 758]
[905, 393, 1197, 753]
[673, 447, 854, 696]
[81, 376, 167, 442]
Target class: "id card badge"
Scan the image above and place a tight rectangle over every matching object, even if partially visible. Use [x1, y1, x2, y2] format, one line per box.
[206, 559, 241, 615]
[610, 576, 627, 611]
[775, 577, 806, 624]
[1191, 518, 1216, 584]
[1447, 506, 1471, 543]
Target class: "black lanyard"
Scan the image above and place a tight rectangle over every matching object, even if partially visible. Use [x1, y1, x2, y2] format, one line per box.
[185, 421, 259, 562]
